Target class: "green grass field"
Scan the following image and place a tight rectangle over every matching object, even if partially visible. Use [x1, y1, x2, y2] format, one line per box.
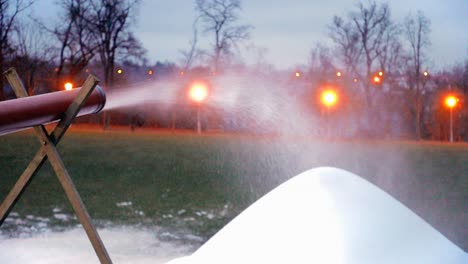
[1, 129, 467, 250]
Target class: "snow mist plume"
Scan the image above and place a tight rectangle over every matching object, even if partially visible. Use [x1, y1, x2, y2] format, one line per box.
[103, 72, 322, 136]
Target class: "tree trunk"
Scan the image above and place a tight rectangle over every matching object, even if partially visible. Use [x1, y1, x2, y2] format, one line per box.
[0, 54, 5, 101]
[415, 97, 421, 140]
[102, 62, 111, 130]
[171, 111, 176, 130]
[214, 48, 220, 73]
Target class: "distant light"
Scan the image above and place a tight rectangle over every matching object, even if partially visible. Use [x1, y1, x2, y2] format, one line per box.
[295, 72, 301, 78]
[189, 82, 208, 103]
[353, 78, 358, 83]
[117, 69, 123, 74]
[85, 68, 89, 73]
[423, 71, 429, 77]
[54, 67, 59, 72]
[64, 82, 73, 91]
[336, 71, 342, 77]
[180, 71, 185, 76]
[378, 71, 384, 77]
[148, 69, 153, 75]
[445, 96, 458, 108]
[373, 76, 382, 84]
[321, 90, 338, 107]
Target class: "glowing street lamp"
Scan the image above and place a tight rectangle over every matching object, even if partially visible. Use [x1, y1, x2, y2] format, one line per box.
[189, 82, 208, 103]
[189, 81, 209, 133]
[423, 71, 429, 77]
[64, 82, 73, 91]
[373, 75, 382, 85]
[445, 96, 457, 108]
[445, 95, 459, 143]
[336, 71, 342, 77]
[321, 90, 338, 108]
[117, 69, 123, 75]
[295, 71, 301, 78]
[321, 89, 338, 138]
[370, 71, 384, 86]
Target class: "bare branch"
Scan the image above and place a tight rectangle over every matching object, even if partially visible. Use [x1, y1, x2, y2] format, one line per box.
[195, 0, 251, 71]
[0, 0, 35, 100]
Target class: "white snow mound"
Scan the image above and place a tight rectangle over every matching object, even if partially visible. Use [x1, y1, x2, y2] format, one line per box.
[167, 167, 467, 264]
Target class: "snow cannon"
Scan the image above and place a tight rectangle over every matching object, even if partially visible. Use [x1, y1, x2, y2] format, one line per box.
[0, 85, 106, 136]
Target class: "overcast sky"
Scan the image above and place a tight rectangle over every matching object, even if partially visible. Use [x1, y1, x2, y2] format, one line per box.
[35, 0, 467, 70]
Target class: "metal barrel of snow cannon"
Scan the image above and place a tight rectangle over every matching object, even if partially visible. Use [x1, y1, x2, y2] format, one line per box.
[0, 86, 106, 136]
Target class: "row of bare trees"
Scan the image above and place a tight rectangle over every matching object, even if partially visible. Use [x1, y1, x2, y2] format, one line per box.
[321, 1, 465, 140]
[50, 0, 145, 90]
[0, 0, 466, 140]
[0, 0, 251, 96]
[0, 0, 144, 99]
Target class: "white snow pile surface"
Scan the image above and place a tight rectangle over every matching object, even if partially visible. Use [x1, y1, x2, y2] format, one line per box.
[168, 167, 467, 264]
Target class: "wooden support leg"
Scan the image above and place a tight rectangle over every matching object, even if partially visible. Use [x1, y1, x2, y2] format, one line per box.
[42, 129, 112, 264]
[0, 68, 112, 263]
[0, 148, 47, 225]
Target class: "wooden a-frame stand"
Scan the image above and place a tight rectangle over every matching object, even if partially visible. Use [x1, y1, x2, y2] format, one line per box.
[0, 68, 112, 264]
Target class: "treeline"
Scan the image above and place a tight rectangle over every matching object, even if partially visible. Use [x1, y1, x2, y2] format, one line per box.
[319, 2, 468, 140]
[0, 0, 146, 99]
[0, 0, 467, 141]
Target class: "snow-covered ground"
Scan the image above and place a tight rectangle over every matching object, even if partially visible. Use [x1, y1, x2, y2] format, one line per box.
[1, 167, 466, 263]
[0, 226, 198, 264]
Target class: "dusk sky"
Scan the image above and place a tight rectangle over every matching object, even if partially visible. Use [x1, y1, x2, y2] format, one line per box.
[35, 0, 467, 70]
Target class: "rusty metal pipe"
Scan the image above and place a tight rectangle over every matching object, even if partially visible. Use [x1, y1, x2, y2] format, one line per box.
[0, 86, 106, 135]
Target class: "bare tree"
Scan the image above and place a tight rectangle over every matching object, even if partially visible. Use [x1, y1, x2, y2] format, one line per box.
[377, 22, 403, 75]
[308, 43, 336, 78]
[87, 0, 144, 89]
[352, 1, 391, 105]
[180, 19, 200, 71]
[328, 1, 398, 136]
[0, 0, 33, 100]
[15, 20, 53, 95]
[48, 0, 98, 90]
[195, 0, 251, 72]
[328, 16, 361, 78]
[86, 0, 145, 129]
[404, 10, 431, 140]
[330, 2, 393, 105]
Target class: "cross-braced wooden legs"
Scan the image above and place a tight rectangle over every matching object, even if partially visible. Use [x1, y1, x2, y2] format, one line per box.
[0, 68, 112, 264]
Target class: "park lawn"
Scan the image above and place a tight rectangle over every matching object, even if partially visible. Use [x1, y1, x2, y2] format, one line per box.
[0, 129, 467, 249]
